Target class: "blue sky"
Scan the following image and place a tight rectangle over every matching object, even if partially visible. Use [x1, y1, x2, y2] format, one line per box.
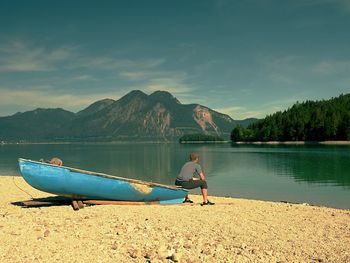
[0, 0, 349, 119]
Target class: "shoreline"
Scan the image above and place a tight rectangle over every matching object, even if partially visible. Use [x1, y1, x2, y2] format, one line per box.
[179, 140, 230, 144]
[1, 140, 350, 145]
[1, 175, 350, 262]
[232, 140, 350, 145]
[3, 174, 350, 211]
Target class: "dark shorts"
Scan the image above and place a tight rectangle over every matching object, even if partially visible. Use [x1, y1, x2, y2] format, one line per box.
[175, 179, 208, 189]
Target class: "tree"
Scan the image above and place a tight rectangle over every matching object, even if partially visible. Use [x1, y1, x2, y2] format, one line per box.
[230, 93, 350, 142]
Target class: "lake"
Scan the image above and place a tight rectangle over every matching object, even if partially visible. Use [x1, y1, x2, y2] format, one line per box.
[1, 143, 349, 209]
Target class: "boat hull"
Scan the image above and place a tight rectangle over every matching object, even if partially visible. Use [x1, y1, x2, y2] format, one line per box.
[18, 159, 187, 204]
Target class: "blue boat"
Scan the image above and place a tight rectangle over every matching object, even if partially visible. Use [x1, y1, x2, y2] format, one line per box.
[18, 158, 187, 204]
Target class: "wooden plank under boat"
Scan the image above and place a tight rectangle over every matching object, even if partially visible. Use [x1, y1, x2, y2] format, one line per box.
[18, 158, 188, 204]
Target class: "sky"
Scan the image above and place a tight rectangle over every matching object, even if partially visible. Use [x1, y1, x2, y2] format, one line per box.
[0, 0, 350, 119]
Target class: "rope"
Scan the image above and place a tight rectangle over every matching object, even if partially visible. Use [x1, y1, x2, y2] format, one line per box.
[12, 176, 34, 199]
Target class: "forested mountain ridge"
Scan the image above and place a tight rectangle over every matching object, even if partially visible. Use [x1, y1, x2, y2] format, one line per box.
[231, 94, 350, 142]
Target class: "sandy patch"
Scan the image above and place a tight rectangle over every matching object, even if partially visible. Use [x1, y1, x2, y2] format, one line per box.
[0, 176, 349, 262]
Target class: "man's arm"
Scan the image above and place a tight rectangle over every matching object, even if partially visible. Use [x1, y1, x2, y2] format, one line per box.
[198, 171, 206, 181]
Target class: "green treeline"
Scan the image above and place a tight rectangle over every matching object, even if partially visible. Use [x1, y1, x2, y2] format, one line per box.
[179, 134, 225, 143]
[231, 94, 350, 142]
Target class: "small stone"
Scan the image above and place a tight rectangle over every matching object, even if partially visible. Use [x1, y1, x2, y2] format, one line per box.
[241, 243, 247, 249]
[128, 249, 141, 259]
[129, 253, 137, 259]
[183, 243, 192, 249]
[266, 250, 273, 256]
[201, 248, 211, 255]
[167, 248, 175, 258]
[111, 244, 118, 250]
[145, 249, 158, 259]
[171, 252, 182, 262]
[144, 252, 151, 259]
[44, 229, 50, 237]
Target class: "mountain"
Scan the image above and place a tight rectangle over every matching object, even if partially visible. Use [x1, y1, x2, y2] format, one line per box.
[66, 90, 236, 141]
[0, 90, 241, 142]
[235, 118, 259, 128]
[0, 108, 75, 141]
[76, 98, 115, 117]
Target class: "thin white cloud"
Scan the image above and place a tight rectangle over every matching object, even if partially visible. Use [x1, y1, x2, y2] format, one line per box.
[119, 70, 167, 81]
[72, 75, 97, 81]
[257, 54, 304, 85]
[0, 40, 77, 72]
[119, 71, 150, 81]
[119, 69, 196, 96]
[214, 106, 263, 119]
[145, 76, 194, 96]
[240, 89, 253, 96]
[312, 60, 350, 75]
[214, 95, 304, 119]
[69, 57, 165, 71]
[0, 40, 166, 73]
[262, 55, 302, 69]
[312, 61, 333, 74]
[146, 83, 192, 95]
[214, 106, 244, 116]
[119, 70, 192, 87]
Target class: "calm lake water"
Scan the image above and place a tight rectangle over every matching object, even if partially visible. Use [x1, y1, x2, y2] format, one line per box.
[1, 143, 349, 209]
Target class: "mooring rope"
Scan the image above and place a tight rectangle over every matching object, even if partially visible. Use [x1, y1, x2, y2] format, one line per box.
[12, 176, 34, 199]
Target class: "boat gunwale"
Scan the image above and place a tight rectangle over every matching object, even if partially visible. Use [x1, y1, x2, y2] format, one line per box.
[18, 158, 188, 192]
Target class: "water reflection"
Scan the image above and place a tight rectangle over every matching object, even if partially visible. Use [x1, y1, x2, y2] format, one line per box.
[1, 143, 350, 208]
[264, 146, 350, 188]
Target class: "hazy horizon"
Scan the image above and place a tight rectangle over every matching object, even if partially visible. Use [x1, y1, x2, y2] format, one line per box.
[1, 89, 349, 121]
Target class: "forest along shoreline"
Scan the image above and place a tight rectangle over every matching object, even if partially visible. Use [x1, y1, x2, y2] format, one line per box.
[231, 140, 350, 145]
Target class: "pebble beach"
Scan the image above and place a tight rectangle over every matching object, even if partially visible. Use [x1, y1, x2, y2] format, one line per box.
[1, 176, 349, 263]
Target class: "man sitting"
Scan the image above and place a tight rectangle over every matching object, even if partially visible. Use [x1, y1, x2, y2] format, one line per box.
[175, 152, 214, 206]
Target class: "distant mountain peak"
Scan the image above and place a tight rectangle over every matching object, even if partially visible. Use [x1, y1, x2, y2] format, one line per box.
[149, 90, 181, 104]
[150, 90, 172, 97]
[118, 90, 148, 104]
[125, 90, 147, 98]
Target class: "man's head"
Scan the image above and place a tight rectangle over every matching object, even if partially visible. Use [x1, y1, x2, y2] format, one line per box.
[190, 152, 199, 162]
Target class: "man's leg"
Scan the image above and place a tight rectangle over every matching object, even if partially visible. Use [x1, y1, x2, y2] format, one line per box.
[201, 188, 208, 203]
[178, 180, 210, 203]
